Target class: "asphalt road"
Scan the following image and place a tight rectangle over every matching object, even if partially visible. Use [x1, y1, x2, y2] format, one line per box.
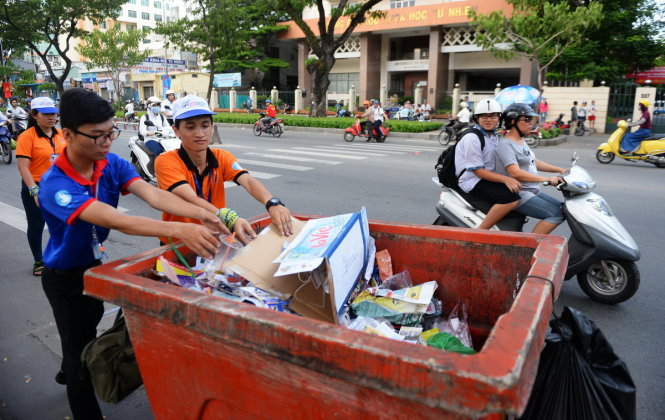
[0, 126, 663, 419]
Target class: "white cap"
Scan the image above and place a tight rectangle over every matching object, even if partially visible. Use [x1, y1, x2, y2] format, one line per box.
[31, 97, 58, 113]
[172, 94, 216, 120]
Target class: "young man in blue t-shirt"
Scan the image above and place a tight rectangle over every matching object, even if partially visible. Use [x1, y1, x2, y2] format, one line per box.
[38, 88, 226, 419]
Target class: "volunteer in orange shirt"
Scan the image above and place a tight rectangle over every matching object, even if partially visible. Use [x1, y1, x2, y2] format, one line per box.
[155, 95, 293, 244]
[16, 97, 66, 276]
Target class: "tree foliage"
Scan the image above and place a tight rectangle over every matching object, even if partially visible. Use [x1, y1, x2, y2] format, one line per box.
[0, 0, 125, 93]
[469, 0, 603, 90]
[546, 0, 665, 83]
[77, 27, 151, 105]
[156, 0, 289, 101]
[270, 0, 385, 117]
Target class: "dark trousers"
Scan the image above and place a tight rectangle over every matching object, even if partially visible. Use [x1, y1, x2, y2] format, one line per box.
[20, 181, 44, 262]
[372, 120, 384, 139]
[42, 263, 104, 420]
[360, 121, 372, 137]
[144, 139, 165, 156]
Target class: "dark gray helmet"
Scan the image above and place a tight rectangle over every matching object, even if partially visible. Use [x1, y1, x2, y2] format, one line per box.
[502, 103, 538, 129]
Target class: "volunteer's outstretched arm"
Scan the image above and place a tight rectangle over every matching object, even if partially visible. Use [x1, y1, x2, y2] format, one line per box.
[78, 200, 220, 259]
[236, 173, 293, 236]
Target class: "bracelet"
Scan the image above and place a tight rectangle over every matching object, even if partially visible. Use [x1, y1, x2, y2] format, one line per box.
[28, 186, 39, 197]
[216, 208, 239, 230]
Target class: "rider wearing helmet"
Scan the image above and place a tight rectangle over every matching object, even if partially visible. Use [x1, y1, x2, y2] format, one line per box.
[6, 98, 29, 134]
[124, 99, 136, 122]
[261, 99, 277, 128]
[494, 103, 566, 234]
[620, 99, 652, 154]
[139, 96, 168, 156]
[452, 101, 472, 132]
[455, 98, 521, 229]
[163, 90, 177, 126]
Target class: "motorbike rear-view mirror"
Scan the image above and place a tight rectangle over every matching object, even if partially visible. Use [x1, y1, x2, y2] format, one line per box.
[571, 152, 579, 166]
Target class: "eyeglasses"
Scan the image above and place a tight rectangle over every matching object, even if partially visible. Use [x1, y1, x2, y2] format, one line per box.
[478, 114, 500, 120]
[72, 126, 121, 145]
[519, 117, 534, 123]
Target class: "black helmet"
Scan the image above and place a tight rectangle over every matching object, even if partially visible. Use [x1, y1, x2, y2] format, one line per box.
[502, 103, 538, 130]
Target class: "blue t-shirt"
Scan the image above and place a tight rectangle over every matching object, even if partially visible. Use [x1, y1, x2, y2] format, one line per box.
[39, 152, 140, 270]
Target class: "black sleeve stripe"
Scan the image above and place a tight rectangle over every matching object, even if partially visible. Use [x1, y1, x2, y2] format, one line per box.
[233, 170, 249, 185]
[167, 180, 188, 192]
[16, 155, 31, 159]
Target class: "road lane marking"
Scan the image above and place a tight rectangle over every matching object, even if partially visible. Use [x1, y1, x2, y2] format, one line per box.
[0, 201, 28, 233]
[316, 145, 405, 155]
[244, 152, 342, 165]
[267, 149, 366, 159]
[238, 159, 312, 171]
[295, 146, 387, 157]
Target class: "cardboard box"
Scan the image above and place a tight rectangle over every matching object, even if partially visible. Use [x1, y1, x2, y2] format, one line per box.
[226, 210, 370, 323]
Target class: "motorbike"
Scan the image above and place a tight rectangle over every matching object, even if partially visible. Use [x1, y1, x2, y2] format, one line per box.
[596, 120, 665, 168]
[546, 113, 571, 135]
[343, 117, 390, 142]
[437, 120, 468, 146]
[128, 120, 181, 183]
[253, 113, 284, 138]
[7, 116, 28, 141]
[0, 125, 12, 164]
[432, 153, 640, 304]
[497, 126, 541, 148]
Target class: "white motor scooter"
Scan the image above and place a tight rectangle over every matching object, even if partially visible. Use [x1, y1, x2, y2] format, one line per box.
[432, 153, 640, 304]
[128, 120, 180, 183]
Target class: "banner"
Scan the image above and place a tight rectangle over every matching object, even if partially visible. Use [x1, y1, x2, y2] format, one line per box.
[161, 74, 171, 96]
[213, 73, 241, 88]
[2, 82, 11, 99]
[131, 57, 186, 74]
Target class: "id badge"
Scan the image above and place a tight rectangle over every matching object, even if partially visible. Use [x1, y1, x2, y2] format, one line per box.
[50, 154, 59, 162]
[91, 240, 106, 260]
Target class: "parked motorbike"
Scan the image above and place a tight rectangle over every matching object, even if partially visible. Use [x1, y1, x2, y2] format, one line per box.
[596, 120, 665, 168]
[343, 117, 390, 142]
[128, 120, 181, 183]
[253, 113, 284, 138]
[549, 113, 571, 135]
[432, 153, 640, 304]
[497, 126, 542, 148]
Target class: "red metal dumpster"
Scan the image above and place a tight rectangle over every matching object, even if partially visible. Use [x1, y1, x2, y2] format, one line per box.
[84, 215, 568, 419]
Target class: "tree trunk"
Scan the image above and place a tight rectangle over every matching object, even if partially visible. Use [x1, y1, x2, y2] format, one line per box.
[308, 53, 334, 118]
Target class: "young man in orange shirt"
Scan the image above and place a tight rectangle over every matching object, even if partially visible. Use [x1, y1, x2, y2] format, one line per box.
[155, 95, 293, 243]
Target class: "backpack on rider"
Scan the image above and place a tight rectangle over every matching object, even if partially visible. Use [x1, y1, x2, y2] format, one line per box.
[435, 128, 485, 188]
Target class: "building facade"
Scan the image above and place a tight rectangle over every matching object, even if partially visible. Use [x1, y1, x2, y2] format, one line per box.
[280, 0, 536, 108]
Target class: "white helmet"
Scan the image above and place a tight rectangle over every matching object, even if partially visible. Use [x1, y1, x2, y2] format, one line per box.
[460, 101, 469, 109]
[166, 90, 175, 96]
[474, 98, 502, 116]
[147, 96, 161, 105]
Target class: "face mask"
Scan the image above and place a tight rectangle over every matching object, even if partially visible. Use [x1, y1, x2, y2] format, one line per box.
[151, 106, 161, 114]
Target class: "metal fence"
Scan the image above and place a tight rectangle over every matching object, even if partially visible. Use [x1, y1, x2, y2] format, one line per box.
[654, 85, 665, 133]
[218, 90, 296, 109]
[606, 83, 636, 132]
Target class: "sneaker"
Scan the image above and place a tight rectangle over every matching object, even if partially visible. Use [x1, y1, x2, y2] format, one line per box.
[33, 261, 44, 276]
[55, 369, 66, 385]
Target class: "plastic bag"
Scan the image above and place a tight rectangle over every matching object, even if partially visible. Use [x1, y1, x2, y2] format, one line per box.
[434, 300, 473, 349]
[426, 332, 476, 355]
[519, 306, 636, 420]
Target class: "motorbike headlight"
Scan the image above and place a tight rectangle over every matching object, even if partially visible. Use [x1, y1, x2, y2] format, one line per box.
[573, 182, 589, 191]
[587, 198, 613, 216]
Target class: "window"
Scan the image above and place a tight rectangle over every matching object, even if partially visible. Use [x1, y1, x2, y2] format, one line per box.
[390, 0, 415, 8]
[143, 37, 151, 44]
[328, 73, 359, 93]
[100, 21, 106, 29]
[154, 14, 162, 22]
[142, 12, 150, 20]
[154, 1, 161, 8]
[143, 26, 151, 43]
[128, 0, 136, 4]
[128, 10, 137, 18]
[141, 0, 149, 6]
[125, 23, 137, 31]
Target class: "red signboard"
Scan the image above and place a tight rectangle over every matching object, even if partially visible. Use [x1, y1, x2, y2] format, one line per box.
[626, 67, 665, 84]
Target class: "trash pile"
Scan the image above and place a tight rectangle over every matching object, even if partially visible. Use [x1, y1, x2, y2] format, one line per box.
[154, 209, 476, 355]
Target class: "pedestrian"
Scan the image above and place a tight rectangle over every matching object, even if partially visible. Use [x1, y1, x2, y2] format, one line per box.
[155, 94, 293, 243]
[421, 99, 432, 120]
[578, 101, 587, 126]
[570, 101, 578, 124]
[588, 100, 597, 128]
[38, 88, 225, 419]
[538, 98, 548, 122]
[15, 97, 66, 276]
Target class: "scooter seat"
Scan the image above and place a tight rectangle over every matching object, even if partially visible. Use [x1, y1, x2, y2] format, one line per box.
[644, 134, 665, 141]
[454, 187, 527, 231]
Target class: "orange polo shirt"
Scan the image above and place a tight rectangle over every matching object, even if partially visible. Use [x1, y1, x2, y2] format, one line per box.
[16, 126, 67, 182]
[154, 147, 248, 241]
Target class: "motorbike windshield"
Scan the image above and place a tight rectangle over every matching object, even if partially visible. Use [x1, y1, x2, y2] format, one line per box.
[563, 166, 597, 193]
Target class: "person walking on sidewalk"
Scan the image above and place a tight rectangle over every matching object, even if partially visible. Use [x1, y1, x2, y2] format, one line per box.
[15, 97, 66, 276]
[38, 88, 225, 420]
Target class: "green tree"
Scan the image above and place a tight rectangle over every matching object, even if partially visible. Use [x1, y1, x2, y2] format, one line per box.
[271, 0, 384, 117]
[469, 0, 603, 90]
[156, 0, 289, 102]
[546, 0, 665, 84]
[0, 0, 125, 93]
[77, 27, 151, 106]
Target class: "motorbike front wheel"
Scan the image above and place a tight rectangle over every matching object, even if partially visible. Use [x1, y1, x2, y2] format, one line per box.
[0, 141, 12, 164]
[577, 259, 640, 304]
[253, 124, 262, 136]
[433, 216, 449, 226]
[343, 132, 355, 142]
[595, 150, 615, 164]
[271, 125, 283, 138]
[438, 130, 451, 146]
[525, 135, 539, 148]
[376, 134, 386, 143]
[574, 126, 585, 136]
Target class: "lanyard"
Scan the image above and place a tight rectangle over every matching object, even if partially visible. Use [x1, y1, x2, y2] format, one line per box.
[41, 129, 57, 154]
[192, 170, 213, 203]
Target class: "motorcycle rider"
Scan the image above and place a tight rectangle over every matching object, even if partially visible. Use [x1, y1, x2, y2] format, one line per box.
[6, 98, 28, 136]
[620, 99, 652, 154]
[139, 96, 169, 157]
[494, 103, 566, 234]
[124, 100, 136, 122]
[360, 100, 377, 141]
[163, 90, 177, 126]
[371, 100, 389, 142]
[451, 101, 472, 134]
[260, 99, 277, 129]
[455, 98, 521, 230]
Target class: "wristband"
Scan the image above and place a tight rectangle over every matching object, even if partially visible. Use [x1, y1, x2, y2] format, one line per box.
[216, 208, 239, 230]
[28, 186, 39, 197]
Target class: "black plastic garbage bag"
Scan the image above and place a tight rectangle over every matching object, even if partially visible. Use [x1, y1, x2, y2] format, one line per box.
[520, 306, 635, 420]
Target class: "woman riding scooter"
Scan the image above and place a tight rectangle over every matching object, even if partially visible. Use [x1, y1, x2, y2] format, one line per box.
[620, 99, 651, 154]
[139, 96, 169, 157]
